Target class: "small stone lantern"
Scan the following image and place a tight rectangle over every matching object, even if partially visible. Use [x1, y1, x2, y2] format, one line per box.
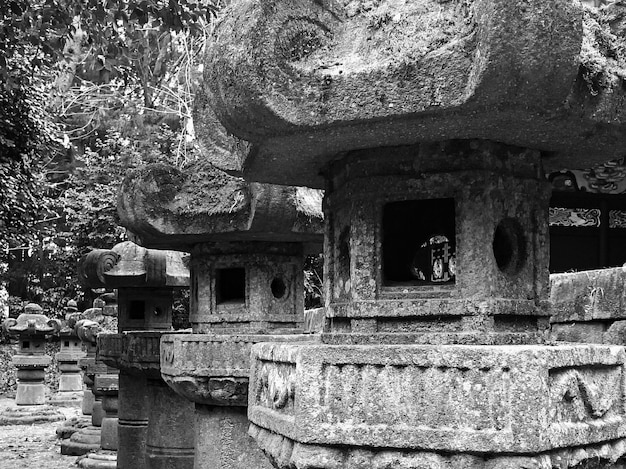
[4, 303, 56, 405]
[82, 241, 194, 469]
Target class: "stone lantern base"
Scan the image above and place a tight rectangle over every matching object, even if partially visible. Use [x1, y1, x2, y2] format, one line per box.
[78, 450, 117, 469]
[61, 425, 102, 455]
[0, 403, 65, 425]
[248, 342, 626, 468]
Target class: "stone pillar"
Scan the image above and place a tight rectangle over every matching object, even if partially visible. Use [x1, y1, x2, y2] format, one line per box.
[0, 305, 65, 425]
[97, 372, 119, 451]
[192, 0, 626, 465]
[242, 143, 626, 467]
[117, 372, 149, 469]
[86, 241, 192, 469]
[145, 378, 195, 469]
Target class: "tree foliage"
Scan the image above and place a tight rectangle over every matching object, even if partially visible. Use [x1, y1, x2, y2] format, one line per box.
[1, 0, 220, 311]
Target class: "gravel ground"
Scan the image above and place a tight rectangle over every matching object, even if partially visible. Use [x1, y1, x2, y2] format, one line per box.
[0, 395, 83, 469]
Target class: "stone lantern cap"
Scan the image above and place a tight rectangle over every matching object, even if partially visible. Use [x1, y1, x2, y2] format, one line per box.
[201, 0, 626, 188]
[78, 240, 190, 289]
[74, 319, 103, 346]
[3, 306, 55, 338]
[117, 159, 324, 251]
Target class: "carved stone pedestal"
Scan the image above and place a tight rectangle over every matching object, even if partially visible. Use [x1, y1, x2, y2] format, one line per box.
[250, 342, 626, 468]
[161, 334, 314, 469]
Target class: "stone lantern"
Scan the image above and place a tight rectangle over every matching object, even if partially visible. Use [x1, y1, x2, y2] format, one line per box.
[0, 303, 65, 425]
[118, 120, 324, 468]
[61, 310, 110, 457]
[82, 240, 194, 469]
[49, 303, 86, 407]
[198, 0, 626, 467]
[4, 303, 56, 405]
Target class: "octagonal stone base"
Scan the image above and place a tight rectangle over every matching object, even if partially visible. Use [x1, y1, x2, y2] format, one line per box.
[248, 342, 626, 468]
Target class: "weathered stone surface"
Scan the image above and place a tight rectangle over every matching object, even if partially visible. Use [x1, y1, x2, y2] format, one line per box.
[550, 267, 626, 323]
[160, 333, 315, 406]
[552, 322, 607, 344]
[189, 242, 306, 333]
[61, 425, 101, 455]
[0, 404, 65, 426]
[78, 449, 117, 469]
[99, 330, 189, 377]
[203, 0, 626, 187]
[248, 342, 626, 455]
[118, 160, 323, 250]
[79, 241, 189, 290]
[318, 141, 551, 343]
[117, 372, 148, 469]
[303, 308, 325, 334]
[145, 378, 195, 469]
[251, 424, 626, 469]
[196, 406, 272, 469]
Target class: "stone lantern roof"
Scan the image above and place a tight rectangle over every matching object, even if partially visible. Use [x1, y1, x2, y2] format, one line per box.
[117, 158, 323, 252]
[78, 241, 190, 289]
[200, 1, 626, 188]
[3, 304, 55, 337]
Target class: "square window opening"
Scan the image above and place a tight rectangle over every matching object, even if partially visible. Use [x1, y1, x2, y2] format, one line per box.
[382, 198, 456, 286]
[129, 300, 145, 320]
[216, 268, 246, 305]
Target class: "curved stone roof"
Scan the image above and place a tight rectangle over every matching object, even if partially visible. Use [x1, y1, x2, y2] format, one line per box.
[78, 241, 190, 289]
[117, 160, 324, 250]
[201, 0, 626, 188]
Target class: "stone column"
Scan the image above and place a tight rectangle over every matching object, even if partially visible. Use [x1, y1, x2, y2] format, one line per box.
[145, 378, 195, 469]
[117, 372, 149, 469]
[99, 330, 195, 469]
[97, 372, 119, 451]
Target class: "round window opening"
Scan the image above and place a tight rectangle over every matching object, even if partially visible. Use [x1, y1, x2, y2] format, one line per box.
[271, 277, 287, 299]
[492, 218, 526, 275]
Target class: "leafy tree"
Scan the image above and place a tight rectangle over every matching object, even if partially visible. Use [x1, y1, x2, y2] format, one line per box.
[1, 0, 220, 311]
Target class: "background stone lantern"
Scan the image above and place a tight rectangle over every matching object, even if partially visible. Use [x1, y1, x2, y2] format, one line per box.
[117, 109, 324, 469]
[49, 302, 86, 407]
[82, 240, 194, 469]
[196, 0, 626, 467]
[61, 311, 110, 456]
[0, 303, 65, 425]
[4, 303, 57, 405]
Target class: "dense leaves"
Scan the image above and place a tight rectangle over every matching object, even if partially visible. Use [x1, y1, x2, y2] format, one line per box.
[1, 0, 218, 311]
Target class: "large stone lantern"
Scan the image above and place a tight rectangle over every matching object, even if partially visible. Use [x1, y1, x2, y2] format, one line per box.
[118, 122, 324, 468]
[198, 0, 626, 467]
